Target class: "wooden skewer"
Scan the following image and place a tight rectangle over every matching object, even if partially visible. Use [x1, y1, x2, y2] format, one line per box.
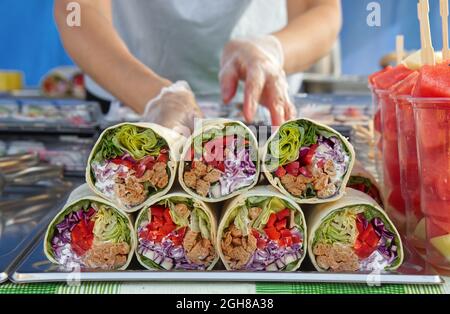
[419, 0, 436, 65]
[441, 0, 450, 60]
[396, 35, 405, 65]
[418, 2, 427, 65]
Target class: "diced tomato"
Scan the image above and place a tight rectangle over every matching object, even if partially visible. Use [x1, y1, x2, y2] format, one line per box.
[264, 227, 280, 240]
[275, 219, 287, 231]
[317, 159, 325, 168]
[163, 208, 173, 224]
[285, 162, 300, 176]
[274, 166, 287, 178]
[148, 221, 163, 231]
[354, 238, 362, 250]
[156, 153, 169, 164]
[111, 158, 134, 169]
[276, 209, 290, 220]
[161, 223, 177, 234]
[354, 222, 380, 258]
[251, 229, 261, 239]
[355, 243, 375, 259]
[292, 234, 301, 244]
[215, 161, 225, 172]
[71, 220, 94, 256]
[280, 229, 292, 238]
[302, 144, 318, 165]
[364, 228, 381, 248]
[266, 213, 277, 228]
[359, 224, 374, 242]
[299, 167, 312, 178]
[144, 230, 160, 241]
[170, 227, 187, 246]
[356, 218, 365, 235]
[256, 238, 267, 249]
[280, 236, 293, 247]
[151, 206, 165, 217]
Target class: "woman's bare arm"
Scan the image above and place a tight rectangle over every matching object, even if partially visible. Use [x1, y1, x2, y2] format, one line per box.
[54, 0, 171, 113]
[274, 0, 342, 74]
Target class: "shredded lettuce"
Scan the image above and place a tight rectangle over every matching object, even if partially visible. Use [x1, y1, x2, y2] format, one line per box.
[314, 206, 364, 246]
[113, 125, 164, 160]
[189, 208, 211, 240]
[267, 123, 301, 169]
[93, 125, 167, 163]
[234, 206, 250, 236]
[252, 197, 286, 231]
[267, 120, 319, 170]
[92, 205, 131, 244]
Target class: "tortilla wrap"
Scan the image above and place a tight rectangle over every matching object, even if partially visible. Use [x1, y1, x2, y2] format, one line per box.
[348, 161, 384, 207]
[217, 186, 307, 271]
[86, 122, 185, 213]
[308, 188, 404, 272]
[44, 184, 136, 270]
[135, 191, 219, 271]
[179, 119, 260, 203]
[262, 118, 355, 204]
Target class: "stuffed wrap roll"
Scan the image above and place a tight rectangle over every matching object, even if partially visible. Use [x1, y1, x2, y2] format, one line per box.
[308, 188, 403, 272]
[135, 192, 219, 270]
[179, 119, 259, 202]
[347, 161, 384, 207]
[217, 186, 307, 271]
[262, 119, 355, 203]
[86, 123, 183, 213]
[44, 184, 136, 270]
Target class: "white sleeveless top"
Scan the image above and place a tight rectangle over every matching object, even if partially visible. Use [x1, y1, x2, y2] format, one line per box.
[86, 0, 294, 101]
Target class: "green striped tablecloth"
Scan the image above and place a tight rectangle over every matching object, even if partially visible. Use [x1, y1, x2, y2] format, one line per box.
[1, 278, 449, 294]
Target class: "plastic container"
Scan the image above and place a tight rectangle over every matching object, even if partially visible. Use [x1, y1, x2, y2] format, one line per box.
[413, 98, 450, 271]
[370, 87, 384, 185]
[395, 95, 424, 252]
[378, 89, 406, 231]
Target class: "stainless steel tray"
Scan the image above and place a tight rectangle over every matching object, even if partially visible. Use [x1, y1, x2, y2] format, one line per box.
[0, 185, 72, 283]
[11, 226, 444, 285]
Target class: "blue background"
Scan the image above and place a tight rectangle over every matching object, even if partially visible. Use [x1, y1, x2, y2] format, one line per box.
[0, 0, 445, 86]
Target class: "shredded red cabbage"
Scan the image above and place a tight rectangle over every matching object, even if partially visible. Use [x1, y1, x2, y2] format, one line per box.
[51, 208, 96, 258]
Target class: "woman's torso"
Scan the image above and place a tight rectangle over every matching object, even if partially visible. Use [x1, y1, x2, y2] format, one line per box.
[86, 0, 288, 100]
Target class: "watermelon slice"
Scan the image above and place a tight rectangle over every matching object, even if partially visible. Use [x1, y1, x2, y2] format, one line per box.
[369, 66, 393, 88]
[413, 63, 450, 97]
[390, 71, 419, 96]
[372, 65, 414, 90]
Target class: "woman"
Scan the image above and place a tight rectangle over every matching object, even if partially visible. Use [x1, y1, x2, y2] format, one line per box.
[54, 0, 342, 131]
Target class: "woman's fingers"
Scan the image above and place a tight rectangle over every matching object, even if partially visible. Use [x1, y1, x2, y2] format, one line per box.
[243, 66, 265, 123]
[219, 61, 239, 104]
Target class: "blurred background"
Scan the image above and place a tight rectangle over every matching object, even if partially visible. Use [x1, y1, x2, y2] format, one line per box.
[0, 0, 445, 87]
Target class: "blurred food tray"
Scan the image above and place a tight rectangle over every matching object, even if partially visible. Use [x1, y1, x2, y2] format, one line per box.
[0, 97, 102, 134]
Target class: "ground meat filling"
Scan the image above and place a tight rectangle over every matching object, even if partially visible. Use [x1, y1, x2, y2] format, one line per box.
[184, 161, 222, 197]
[82, 242, 130, 270]
[182, 229, 215, 266]
[281, 160, 337, 199]
[313, 243, 359, 272]
[221, 224, 257, 269]
[114, 162, 169, 207]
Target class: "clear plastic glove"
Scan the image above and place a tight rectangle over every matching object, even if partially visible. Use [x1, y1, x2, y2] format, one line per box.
[142, 81, 203, 136]
[219, 35, 296, 126]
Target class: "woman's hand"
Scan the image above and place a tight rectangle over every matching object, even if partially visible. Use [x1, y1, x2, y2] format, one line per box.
[219, 36, 296, 126]
[142, 81, 203, 137]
